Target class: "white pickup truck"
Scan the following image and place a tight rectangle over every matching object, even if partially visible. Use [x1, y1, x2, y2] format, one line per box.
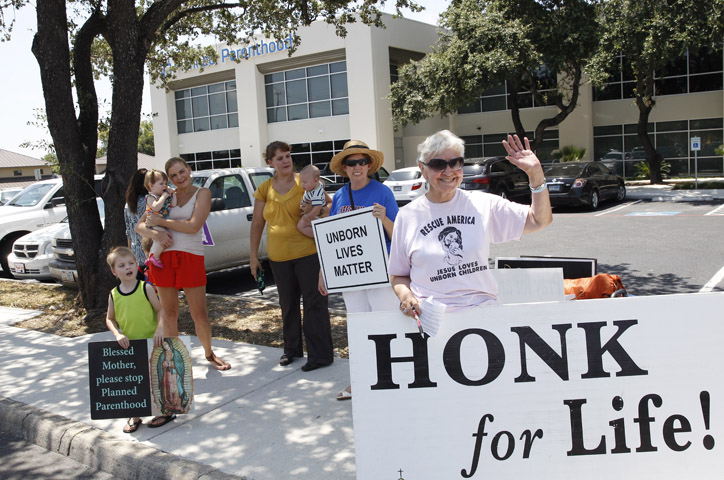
[50, 167, 273, 285]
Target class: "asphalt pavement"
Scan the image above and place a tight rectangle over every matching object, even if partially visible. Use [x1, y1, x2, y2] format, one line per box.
[0, 185, 722, 480]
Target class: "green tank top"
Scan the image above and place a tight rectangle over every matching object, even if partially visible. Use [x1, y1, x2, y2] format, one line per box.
[111, 281, 157, 340]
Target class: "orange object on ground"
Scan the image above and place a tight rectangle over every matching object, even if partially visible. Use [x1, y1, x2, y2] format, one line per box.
[564, 274, 626, 300]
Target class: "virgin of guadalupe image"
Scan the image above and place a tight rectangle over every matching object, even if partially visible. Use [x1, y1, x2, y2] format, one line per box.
[150, 337, 193, 416]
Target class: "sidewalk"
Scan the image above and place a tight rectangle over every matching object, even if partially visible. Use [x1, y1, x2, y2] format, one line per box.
[0, 306, 356, 480]
[624, 183, 724, 202]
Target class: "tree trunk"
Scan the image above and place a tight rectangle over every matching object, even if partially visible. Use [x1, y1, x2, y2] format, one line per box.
[32, 1, 105, 311]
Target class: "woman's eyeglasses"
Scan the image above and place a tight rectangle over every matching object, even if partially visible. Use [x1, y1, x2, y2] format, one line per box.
[421, 157, 464, 172]
[343, 158, 371, 167]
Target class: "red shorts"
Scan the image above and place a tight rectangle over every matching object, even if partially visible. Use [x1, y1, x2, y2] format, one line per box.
[148, 251, 207, 289]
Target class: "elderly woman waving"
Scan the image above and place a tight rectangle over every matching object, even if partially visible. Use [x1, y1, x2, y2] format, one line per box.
[389, 130, 552, 316]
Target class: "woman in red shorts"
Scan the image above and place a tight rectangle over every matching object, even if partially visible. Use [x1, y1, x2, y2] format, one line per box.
[136, 157, 230, 371]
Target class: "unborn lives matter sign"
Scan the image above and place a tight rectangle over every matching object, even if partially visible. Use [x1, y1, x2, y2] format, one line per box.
[347, 293, 724, 479]
[313, 207, 389, 293]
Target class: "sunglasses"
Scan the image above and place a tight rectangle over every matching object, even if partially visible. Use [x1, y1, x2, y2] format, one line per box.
[343, 158, 371, 167]
[421, 157, 464, 171]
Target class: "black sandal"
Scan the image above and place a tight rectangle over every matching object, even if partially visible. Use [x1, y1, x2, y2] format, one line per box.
[148, 415, 176, 428]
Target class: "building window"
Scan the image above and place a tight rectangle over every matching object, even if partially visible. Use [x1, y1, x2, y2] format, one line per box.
[593, 118, 723, 177]
[13, 170, 22, 176]
[175, 81, 238, 134]
[289, 139, 349, 171]
[594, 48, 723, 101]
[461, 130, 559, 163]
[459, 65, 558, 114]
[265, 61, 349, 123]
[180, 149, 242, 171]
[390, 64, 399, 85]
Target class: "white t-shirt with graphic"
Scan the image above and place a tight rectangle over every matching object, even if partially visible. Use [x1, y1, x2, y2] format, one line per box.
[388, 190, 528, 311]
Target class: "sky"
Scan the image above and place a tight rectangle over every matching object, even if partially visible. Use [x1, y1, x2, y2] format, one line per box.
[0, 1, 446, 159]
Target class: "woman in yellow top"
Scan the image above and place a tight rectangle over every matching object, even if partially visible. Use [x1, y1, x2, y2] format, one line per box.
[250, 141, 334, 372]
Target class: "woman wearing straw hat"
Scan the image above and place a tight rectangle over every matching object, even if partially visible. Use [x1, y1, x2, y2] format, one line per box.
[318, 140, 400, 400]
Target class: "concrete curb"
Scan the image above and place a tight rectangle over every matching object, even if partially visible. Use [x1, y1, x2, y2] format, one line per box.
[0, 396, 246, 480]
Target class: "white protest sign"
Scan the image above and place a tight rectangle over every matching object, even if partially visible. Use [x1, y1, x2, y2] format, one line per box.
[491, 267, 564, 304]
[312, 207, 389, 293]
[348, 293, 724, 479]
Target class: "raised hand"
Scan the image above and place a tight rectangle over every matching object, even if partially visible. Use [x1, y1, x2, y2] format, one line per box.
[502, 134, 541, 174]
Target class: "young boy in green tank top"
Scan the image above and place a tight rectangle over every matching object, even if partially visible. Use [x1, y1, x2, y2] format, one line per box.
[105, 247, 167, 433]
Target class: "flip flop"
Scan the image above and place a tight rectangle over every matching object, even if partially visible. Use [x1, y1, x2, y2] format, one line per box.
[148, 415, 176, 428]
[123, 418, 142, 433]
[336, 389, 352, 401]
[206, 352, 231, 371]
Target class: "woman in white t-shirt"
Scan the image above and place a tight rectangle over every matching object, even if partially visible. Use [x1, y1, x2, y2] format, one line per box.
[389, 130, 553, 317]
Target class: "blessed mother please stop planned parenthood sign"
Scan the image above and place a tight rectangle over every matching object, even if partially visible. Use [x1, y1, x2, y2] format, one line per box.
[313, 207, 390, 293]
[347, 293, 724, 479]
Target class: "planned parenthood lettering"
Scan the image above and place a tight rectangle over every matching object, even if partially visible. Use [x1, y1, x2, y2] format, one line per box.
[347, 293, 724, 479]
[313, 207, 389, 293]
[88, 340, 152, 419]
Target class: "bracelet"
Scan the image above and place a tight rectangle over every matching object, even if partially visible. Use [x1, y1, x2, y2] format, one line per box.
[530, 181, 547, 194]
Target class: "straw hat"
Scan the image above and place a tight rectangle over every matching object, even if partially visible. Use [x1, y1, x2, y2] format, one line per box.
[329, 140, 384, 177]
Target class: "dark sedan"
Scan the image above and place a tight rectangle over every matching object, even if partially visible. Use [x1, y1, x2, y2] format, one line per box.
[459, 157, 531, 203]
[544, 161, 626, 209]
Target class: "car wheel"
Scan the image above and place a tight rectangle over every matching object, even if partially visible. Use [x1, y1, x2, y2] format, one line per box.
[589, 189, 600, 210]
[616, 183, 626, 201]
[0, 233, 25, 278]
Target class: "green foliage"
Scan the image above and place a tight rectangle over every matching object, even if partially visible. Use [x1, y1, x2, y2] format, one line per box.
[634, 159, 670, 179]
[715, 144, 724, 156]
[389, 0, 599, 148]
[137, 119, 155, 156]
[551, 145, 586, 163]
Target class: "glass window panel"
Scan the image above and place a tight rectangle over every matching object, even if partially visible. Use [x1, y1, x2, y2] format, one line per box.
[267, 107, 286, 123]
[286, 80, 307, 104]
[484, 143, 507, 157]
[265, 72, 283, 84]
[697, 157, 724, 175]
[594, 125, 623, 136]
[482, 96, 507, 111]
[543, 129, 559, 140]
[334, 140, 349, 150]
[288, 104, 308, 121]
[689, 48, 723, 74]
[193, 117, 209, 132]
[655, 132, 687, 158]
[230, 149, 241, 158]
[265, 83, 286, 107]
[593, 84, 621, 101]
[226, 91, 237, 112]
[694, 130, 723, 156]
[691, 118, 722, 130]
[330, 61, 346, 73]
[312, 151, 334, 163]
[307, 65, 328, 77]
[655, 76, 687, 96]
[197, 160, 213, 171]
[464, 144, 483, 159]
[309, 101, 331, 118]
[213, 150, 230, 159]
[660, 55, 688, 77]
[208, 93, 227, 115]
[312, 141, 334, 152]
[177, 119, 192, 134]
[515, 92, 533, 108]
[196, 151, 212, 160]
[175, 89, 190, 99]
[458, 101, 481, 114]
[657, 120, 688, 132]
[622, 59, 635, 81]
[230, 157, 242, 168]
[214, 159, 231, 169]
[176, 99, 192, 119]
[192, 96, 209, 117]
[308, 76, 330, 101]
[624, 123, 654, 134]
[689, 73, 722, 93]
[208, 83, 225, 93]
[291, 153, 311, 170]
[292, 143, 311, 153]
[330, 73, 348, 98]
[484, 133, 507, 143]
[460, 135, 482, 145]
[180, 153, 194, 162]
[622, 82, 636, 98]
[228, 113, 239, 128]
[225, 81, 236, 90]
[483, 84, 506, 96]
[210, 115, 227, 130]
[594, 137, 624, 161]
[191, 86, 207, 96]
[285, 68, 305, 80]
[332, 98, 349, 115]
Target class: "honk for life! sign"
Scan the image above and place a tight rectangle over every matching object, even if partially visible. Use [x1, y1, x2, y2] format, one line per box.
[313, 207, 390, 293]
[347, 293, 724, 479]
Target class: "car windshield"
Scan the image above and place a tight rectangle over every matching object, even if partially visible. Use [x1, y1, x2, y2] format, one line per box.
[545, 164, 587, 177]
[6, 183, 54, 207]
[388, 170, 420, 181]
